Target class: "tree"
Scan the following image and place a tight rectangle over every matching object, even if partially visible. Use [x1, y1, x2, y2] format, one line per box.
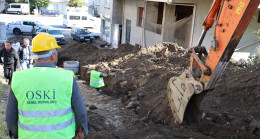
[29, 0, 51, 14]
[6, 0, 50, 14]
[6, 0, 27, 4]
[68, 0, 83, 8]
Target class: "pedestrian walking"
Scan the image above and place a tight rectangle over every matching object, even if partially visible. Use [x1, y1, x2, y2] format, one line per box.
[31, 23, 36, 39]
[18, 38, 33, 70]
[6, 33, 88, 139]
[0, 40, 19, 84]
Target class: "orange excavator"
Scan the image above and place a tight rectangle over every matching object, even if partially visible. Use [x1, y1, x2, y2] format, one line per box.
[167, 0, 260, 124]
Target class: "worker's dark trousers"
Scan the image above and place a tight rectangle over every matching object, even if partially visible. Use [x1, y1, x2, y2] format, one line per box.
[32, 34, 36, 39]
[3, 65, 14, 84]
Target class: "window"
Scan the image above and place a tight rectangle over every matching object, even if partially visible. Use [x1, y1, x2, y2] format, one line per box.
[137, 7, 144, 27]
[80, 29, 90, 34]
[157, 2, 164, 25]
[11, 5, 21, 8]
[23, 21, 33, 26]
[48, 30, 62, 35]
[23, 21, 29, 25]
[156, 2, 164, 34]
[105, 0, 110, 8]
[145, 2, 164, 34]
[96, 0, 100, 6]
[90, 18, 94, 21]
[69, 16, 80, 20]
[82, 16, 87, 20]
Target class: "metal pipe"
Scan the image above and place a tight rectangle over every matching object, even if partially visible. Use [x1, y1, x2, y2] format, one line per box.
[196, 29, 207, 47]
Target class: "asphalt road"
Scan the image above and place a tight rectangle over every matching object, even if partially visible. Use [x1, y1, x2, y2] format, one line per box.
[0, 13, 72, 37]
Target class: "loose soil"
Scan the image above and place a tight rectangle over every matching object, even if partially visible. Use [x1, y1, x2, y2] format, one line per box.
[58, 36, 260, 138]
[2, 34, 257, 138]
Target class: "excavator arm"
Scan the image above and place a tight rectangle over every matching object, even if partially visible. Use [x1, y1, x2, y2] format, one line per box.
[167, 0, 260, 124]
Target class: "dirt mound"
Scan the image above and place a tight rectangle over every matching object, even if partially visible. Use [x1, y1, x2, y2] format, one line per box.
[70, 42, 190, 125]
[58, 43, 140, 66]
[198, 64, 260, 137]
[59, 41, 260, 138]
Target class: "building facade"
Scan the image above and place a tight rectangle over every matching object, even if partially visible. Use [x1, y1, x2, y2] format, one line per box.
[0, 0, 5, 13]
[121, 0, 260, 61]
[90, 0, 123, 47]
[48, 0, 88, 14]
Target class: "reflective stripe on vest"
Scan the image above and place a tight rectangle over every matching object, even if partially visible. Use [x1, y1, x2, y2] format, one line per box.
[90, 79, 103, 84]
[18, 117, 75, 132]
[12, 67, 75, 139]
[18, 107, 72, 117]
[90, 70, 104, 88]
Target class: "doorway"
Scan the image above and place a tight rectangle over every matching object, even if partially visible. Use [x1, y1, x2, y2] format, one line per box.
[125, 19, 131, 44]
[174, 5, 194, 48]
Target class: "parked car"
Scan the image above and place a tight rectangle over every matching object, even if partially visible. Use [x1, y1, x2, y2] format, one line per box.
[41, 10, 60, 16]
[35, 25, 53, 35]
[47, 29, 66, 45]
[7, 20, 45, 35]
[6, 3, 29, 15]
[63, 11, 95, 28]
[71, 28, 94, 43]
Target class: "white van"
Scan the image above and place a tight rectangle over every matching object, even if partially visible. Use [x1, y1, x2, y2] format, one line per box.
[63, 12, 95, 28]
[6, 3, 29, 15]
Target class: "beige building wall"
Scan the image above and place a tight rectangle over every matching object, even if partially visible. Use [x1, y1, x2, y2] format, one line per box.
[0, 0, 5, 12]
[122, 0, 165, 47]
[95, 0, 113, 19]
[123, 0, 259, 60]
[95, 0, 123, 46]
[122, 0, 144, 45]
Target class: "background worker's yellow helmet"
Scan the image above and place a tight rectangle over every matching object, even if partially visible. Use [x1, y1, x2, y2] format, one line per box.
[32, 33, 61, 52]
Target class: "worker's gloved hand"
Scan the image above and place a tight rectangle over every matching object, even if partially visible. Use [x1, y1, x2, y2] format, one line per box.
[100, 73, 107, 77]
[73, 127, 84, 139]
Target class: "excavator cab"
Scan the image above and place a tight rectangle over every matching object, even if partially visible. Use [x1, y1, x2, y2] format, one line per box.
[167, 0, 260, 124]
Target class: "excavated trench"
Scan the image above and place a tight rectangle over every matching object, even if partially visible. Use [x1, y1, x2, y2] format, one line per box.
[1, 36, 259, 138]
[58, 37, 260, 138]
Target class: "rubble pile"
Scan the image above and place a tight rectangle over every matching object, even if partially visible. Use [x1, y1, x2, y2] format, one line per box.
[59, 40, 260, 138]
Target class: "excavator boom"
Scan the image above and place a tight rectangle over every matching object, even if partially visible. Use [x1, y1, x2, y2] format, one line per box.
[167, 0, 260, 124]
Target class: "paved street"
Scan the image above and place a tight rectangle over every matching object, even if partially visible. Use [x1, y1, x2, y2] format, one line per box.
[0, 13, 100, 38]
[0, 13, 74, 37]
[0, 13, 63, 25]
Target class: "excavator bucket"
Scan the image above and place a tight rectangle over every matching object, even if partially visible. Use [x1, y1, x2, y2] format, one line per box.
[167, 70, 205, 124]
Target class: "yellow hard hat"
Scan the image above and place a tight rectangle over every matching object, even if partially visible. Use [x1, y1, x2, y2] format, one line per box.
[32, 33, 61, 52]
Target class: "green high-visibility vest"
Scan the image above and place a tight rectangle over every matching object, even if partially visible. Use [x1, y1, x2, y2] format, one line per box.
[90, 70, 104, 88]
[11, 67, 75, 139]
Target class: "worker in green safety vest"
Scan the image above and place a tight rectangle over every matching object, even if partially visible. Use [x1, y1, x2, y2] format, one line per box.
[89, 66, 107, 93]
[6, 33, 88, 139]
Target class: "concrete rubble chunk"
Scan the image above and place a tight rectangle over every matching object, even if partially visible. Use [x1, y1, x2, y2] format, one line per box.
[126, 101, 140, 109]
[249, 120, 260, 129]
[120, 81, 128, 88]
[138, 92, 145, 98]
[243, 114, 255, 122]
[89, 105, 97, 110]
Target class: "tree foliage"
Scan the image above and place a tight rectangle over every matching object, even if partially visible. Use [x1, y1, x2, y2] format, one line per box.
[30, 0, 50, 9]
[5, 0, 27, 4]
[68, 0, 83, 8]
[6, 0, 50, 8]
